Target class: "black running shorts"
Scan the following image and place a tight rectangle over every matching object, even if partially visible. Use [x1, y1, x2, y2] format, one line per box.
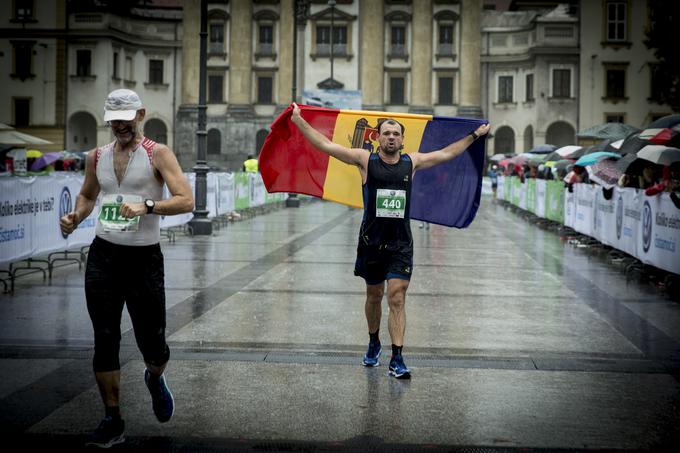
[354, 243, 413, 285]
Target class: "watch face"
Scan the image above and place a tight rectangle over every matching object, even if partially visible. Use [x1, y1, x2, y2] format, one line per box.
[146, 199, 154, 207]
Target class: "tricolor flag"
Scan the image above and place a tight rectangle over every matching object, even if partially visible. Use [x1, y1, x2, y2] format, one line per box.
[259, 104, 487, 228]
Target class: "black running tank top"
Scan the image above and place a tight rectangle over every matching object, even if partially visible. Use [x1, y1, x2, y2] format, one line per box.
[359, 153, 413, 247]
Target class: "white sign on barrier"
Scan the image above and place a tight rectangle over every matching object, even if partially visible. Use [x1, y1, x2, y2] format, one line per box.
[535, 180, 546, 218]
[216, 173, 235, 215]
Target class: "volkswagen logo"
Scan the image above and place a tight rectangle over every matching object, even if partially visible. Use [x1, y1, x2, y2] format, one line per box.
[642, 200, 652, 253]
[59, 187, 72, 239]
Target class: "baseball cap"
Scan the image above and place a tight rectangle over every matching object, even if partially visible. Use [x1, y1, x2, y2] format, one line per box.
[104, 89, 143, 122]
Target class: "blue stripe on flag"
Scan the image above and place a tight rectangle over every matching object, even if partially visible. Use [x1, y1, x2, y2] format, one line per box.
[411, 116, 487, 228]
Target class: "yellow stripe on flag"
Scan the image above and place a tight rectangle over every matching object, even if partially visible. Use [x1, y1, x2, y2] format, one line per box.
[324, 110, 431, 208]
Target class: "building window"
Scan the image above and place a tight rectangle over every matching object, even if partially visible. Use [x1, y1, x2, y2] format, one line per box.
[438, 76, 453, 105]
[498, 76, 513, 103]
[390, 26, 406, 57]
[76, 49, 91, 76]
[148, 59, 163, 85]
[207, 129, 221, 155]
[257, 76, 273, 104]
[605, 113, 625, 123]
[316, 25, 347, 56]
[124, 56, 133, 81]
[209, 23, 225, 54]
[552, 69, 571, 98]
[389, 76, 405, 105]
[12, 41, 34, 79]
[14, 98, 30, 127]
[208, 74, 224, 103]
[606, 1, 626, 41]
[525, 73, 534, 101]
[14, 0, 34, 20]
[606, 68, 626, 99]
[259, 24, 274, 55]
[438, 24, 454, 55]
[113, 52, 119, 79]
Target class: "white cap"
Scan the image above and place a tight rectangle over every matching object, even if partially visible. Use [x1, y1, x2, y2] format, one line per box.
[104, 89, 143, 122]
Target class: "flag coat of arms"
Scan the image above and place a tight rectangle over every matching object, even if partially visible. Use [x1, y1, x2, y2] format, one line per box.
[259, 104, 487, 228]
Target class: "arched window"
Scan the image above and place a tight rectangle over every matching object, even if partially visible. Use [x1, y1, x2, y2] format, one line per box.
[207, 128, 221, 155]
[523, 125, 533, 151]
[144, 118, 167, 144]
[494, 126, 515, 154]
[256, 129, 268, 155]
[546, 121, 575, 148]
[68, 111, 97, 151]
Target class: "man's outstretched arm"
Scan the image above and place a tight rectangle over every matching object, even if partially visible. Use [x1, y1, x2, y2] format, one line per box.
[290, 103, 367, 168]
[413, 123, 491, 171]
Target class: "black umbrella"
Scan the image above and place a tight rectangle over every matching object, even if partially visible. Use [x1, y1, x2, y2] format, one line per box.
[617, 132, 648, 155]
[647, 114, 680, 129]
[544, 151, 562, 162]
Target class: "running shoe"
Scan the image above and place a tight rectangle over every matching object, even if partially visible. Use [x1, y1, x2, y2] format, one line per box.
[362, 340, 381, 367]
[388, 354, 411, 379]
[144, 369, 174, 423]
[85, 416, 125, 448]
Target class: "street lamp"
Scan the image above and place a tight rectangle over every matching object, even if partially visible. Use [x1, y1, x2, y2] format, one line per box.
[188, 0, 213, 233]
[329, 0, 335, 84]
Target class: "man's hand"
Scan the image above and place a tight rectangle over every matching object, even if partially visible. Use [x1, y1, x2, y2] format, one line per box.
[291, 102, 302, 124]
[475, 123, 491, 137]
[120, 202, 146, 218]
[59, 212, 80, 236]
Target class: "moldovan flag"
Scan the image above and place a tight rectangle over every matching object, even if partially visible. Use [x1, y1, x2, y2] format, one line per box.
[259, 104, 487, 228]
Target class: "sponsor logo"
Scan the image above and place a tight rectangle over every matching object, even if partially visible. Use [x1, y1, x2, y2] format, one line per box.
[59, 187, 72, 239]
[616, 194, 623, 240]
[642, 201, 652, 253]
[116, 194, 123, 203]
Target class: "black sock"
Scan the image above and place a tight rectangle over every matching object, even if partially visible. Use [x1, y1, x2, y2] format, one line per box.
[392, 344, 403, 357]
[105, 406, 121, 420]
[369, 330, 379, 343]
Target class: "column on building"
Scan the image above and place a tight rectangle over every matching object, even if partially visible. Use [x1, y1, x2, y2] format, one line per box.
[181, 0, 200, 105]
[228, 0, 253, 114]
[359, 0, 384, 111]
[277, 0, 293, 109]
[409, 0, 433, 114]
[458, 0, 483, 118]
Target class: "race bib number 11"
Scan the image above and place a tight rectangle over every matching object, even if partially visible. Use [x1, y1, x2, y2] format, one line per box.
[376, 189, 406, 218]
[99, 194, 142, 232]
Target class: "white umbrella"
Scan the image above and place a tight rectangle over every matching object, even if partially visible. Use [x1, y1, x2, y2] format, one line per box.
[636, 145, 680, 166]
[554, 145, 582, 157]
[610, 138, 624, 149]
[0, 123, 52, 146]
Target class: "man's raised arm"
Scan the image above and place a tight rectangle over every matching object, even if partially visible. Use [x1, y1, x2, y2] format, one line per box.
[290, 103, 366, 168]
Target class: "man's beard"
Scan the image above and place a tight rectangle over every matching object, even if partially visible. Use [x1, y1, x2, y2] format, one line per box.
[380, 144, 401, 155]
[114, 126, 137, 145]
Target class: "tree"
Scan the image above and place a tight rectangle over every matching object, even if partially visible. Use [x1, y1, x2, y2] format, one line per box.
[645, 0, 680, 112]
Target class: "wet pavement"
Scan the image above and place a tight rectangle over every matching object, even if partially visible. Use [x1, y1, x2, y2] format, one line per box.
[2, 196, 680, 452]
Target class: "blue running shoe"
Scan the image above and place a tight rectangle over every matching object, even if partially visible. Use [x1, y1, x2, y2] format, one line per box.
[388, 354, 411, 379]
[362, 340, 381, 367]
[144, 369, 174, 423]
[85, 416, 125, 448]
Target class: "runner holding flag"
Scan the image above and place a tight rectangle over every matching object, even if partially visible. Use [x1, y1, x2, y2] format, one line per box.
[289, 102, 489, 378]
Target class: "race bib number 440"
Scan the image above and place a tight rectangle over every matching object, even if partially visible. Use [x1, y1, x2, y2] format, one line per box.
[99, 194, 142, 232]
[376, 189, 406, 218]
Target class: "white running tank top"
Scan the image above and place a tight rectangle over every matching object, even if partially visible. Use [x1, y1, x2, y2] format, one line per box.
[94, 137, 164, 246]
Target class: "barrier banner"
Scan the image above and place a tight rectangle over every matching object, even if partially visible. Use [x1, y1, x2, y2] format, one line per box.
[1, 174, 97, 264]
[573, 184, 596, 237]
[497, 175, 505, 200]
[637, 193, 679, 274]
[564, 188, 575, 228]
[545, 181, 564, 224]
[235, 173, 250, 210]
[534, 179, 546, 218]
[518, 180, 527, 210]
[216, 172, 235, 215]
[593, 187, 616, 248]
[511, 177, 521, 205]
[249, 173, 266, 207]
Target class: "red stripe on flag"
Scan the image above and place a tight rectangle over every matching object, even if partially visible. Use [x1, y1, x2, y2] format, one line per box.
[260, 104, 339, 198]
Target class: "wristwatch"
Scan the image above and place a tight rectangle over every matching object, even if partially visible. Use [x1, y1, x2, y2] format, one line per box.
[470, 131, 479, 140]
[144, 199, 155, 214]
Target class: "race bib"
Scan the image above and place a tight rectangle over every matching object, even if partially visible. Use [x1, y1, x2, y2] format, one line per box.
[376, 189, 406, 218]
[98, 194, 142, 232]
